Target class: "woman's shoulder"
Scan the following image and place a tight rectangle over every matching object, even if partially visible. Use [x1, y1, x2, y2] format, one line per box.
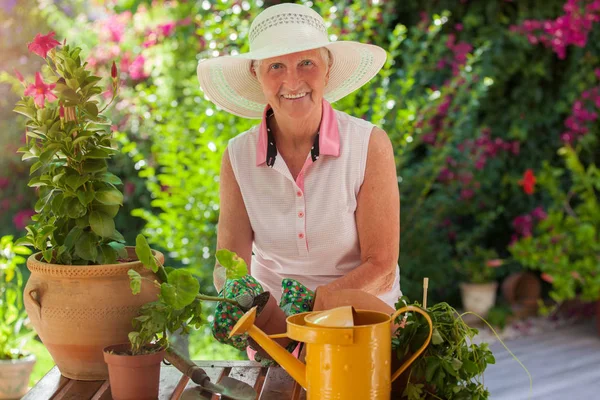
[228, 124, 260, 150]
[333, 109, 376, 136]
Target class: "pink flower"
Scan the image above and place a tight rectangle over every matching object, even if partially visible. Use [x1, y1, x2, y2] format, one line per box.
[27, 32, 61, 58]
[455, 23, 463, 31]
[0, 177, 9, 189]
[128, 55, 149, 80]
[541, 273, 554, 283]
[595, 68, 600, 80]
[531, 206, 547, 221]
[13, 209, 35, 230]
[24, 72, 57, 109]
[460, 188, 475, 201]
[486, 259, 503, 268]
[157, 22, 176, 36]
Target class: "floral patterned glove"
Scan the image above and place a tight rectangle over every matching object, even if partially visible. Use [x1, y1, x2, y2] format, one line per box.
[279, 278, 315, 316]
[211, 275, 264, 351]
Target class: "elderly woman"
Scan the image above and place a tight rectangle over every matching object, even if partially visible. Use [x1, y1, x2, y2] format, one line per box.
[197, 3, 401, 352]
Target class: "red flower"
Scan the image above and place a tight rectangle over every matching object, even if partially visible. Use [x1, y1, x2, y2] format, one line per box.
[24, 72, 57, 109]
[486, 259, 503, 268]
[541, 273, 554, 283]
[27, 32, 61, 58]
[111, 61, 118, 79]
[518, 169, 536, 195]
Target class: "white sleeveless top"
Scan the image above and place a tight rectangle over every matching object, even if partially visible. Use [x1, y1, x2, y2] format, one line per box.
[227, 100, 401, 307]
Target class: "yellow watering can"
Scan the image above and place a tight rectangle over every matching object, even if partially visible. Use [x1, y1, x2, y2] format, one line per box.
[230, 304, 432, 400]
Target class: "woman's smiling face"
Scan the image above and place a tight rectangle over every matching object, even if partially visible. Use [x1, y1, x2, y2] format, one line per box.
[253, 48, 330, 121]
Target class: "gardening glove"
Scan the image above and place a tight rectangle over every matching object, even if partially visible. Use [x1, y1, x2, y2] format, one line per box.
[211, 275, 264, 351]
[249, 278, 315, 366]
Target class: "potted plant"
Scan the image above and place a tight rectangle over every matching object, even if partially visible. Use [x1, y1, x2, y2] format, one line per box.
[103, 236, 251, 399]
[13, 32, 161, 380]
[510, 145, 599, 332]
[392, 298, 496, 399]
[0, 236, 36, 400]
[454, 246, 502, 317]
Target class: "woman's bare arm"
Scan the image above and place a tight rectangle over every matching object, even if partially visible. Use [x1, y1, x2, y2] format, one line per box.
[323, 126, 400, 294]
[214, 147, 254, 292]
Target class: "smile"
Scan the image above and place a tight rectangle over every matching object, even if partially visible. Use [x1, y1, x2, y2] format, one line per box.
[281, 92, 308, 100]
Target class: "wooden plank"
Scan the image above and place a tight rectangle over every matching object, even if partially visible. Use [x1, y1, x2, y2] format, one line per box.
[258, 367, 296, 400]
[90, 381, 111, 400]
[23, 367, 68, 400]
[228, 366, 267, 399]
[52, 379, 105, 400]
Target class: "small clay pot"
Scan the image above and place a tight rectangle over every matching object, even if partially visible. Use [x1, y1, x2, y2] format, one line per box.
[0, 354, 36, 400]
[103, 343, 165, 400]
[501, 272, 541, 317]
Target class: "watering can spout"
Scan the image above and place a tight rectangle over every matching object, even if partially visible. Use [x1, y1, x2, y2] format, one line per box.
[229, 307, 307, 389]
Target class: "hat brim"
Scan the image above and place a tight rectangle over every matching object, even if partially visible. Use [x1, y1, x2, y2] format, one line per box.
[196, 41, 387, 119]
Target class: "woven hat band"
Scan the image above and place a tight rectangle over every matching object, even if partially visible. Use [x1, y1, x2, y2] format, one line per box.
[249, 14, 329, 54]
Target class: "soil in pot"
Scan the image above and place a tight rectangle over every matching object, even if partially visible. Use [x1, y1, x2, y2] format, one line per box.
[0, 354, 36, 400]
[103, 343, 165, 400]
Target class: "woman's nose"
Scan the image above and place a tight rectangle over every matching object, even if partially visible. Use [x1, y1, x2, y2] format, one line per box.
[283, 68, 302, 88]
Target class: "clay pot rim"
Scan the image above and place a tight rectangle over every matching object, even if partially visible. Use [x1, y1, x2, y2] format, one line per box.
[26, 247, 164, 277]
[103, 343, 166, 366]
[0, 353, 36, 365]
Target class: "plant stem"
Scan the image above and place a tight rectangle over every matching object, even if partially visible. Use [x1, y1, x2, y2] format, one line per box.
[196, 293, 238, 305]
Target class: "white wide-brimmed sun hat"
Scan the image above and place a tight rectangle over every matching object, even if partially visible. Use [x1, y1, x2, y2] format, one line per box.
[196, 3, 387, 119]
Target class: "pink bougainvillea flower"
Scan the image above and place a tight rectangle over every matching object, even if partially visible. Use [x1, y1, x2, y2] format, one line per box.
[541, 273, 554, 283]
[157, 22, 176, 36]
[27, 32, 61, 58]
[518, 169, 536, 195]
[24, 72, 57, 109]
[128, 54, 149, 80]
[13, 209, 35, 230]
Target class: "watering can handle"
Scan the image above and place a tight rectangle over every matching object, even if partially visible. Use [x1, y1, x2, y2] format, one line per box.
[390, 305, 433, 382]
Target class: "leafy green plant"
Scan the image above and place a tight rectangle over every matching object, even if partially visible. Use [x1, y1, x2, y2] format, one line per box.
[510, 145, 600, 303]
[453, 246, 503, 284]
[393, 298, 495, 400]
[127, 235, 247, 354]
[0, 235, 34, 359]
[13, 33, 125, 265]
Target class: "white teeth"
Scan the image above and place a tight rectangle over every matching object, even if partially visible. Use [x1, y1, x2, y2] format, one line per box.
[282, 92, 307, 99]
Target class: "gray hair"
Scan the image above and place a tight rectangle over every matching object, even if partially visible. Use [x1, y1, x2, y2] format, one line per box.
[251, 47, 332, 74]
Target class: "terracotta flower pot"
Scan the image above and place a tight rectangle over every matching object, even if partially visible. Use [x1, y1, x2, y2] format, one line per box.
[103, 343, 165, 400]
[0, 354, 36, 399]
[23, 247, 162, 380]
[501, 272, 541, 317]
[459, 281, 498, 317]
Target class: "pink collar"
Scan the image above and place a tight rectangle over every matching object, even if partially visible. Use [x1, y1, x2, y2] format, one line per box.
[256, 99, 340, 166]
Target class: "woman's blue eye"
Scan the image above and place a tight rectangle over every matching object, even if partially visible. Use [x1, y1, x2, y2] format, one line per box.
[270, 63, 282, 70]
[301, 60, 313, 66]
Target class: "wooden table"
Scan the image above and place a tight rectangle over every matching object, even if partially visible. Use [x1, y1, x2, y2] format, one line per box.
[23, 361, 306, 400]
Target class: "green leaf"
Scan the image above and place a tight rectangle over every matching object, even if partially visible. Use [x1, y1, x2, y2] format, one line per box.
[160, 269, 200, 310]
[89, 211, 115, 237]
[42, 248, 53, 263]
[110, 230, 125, 243]
[98, 244, 117, 265]
[108, 241, 128, 259]
[431, 326, 444, 345]
[59, 87, 80, 103]
[75, 231, 98, 261]
[135, 234, 158, 272]
[63, 226, 83, 250]
[85, 102, 99, 118]
[77, 189, 95, 206]
[30, 161, 43, 174]
[67, 197, 87, 219]
[82, 159, 107, 173]
[425, 357, 440, 382]
[95, 189, 123, 205]
[215, 249, 248, 279]
[98, 172, 123, 186]
[66, 174, 89, 190]
[13, 104, 36, 119]
[94, 204, 120, 218]
[86, 149, 109, 159]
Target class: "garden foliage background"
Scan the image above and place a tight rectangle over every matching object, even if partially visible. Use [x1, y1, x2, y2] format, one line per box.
[1, 0, 599, 384]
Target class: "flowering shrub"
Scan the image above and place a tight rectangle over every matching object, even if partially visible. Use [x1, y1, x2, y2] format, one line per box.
[453, 246, 503, 284]
[13, 32, 127, 265]
[510, 146, 600, 302]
